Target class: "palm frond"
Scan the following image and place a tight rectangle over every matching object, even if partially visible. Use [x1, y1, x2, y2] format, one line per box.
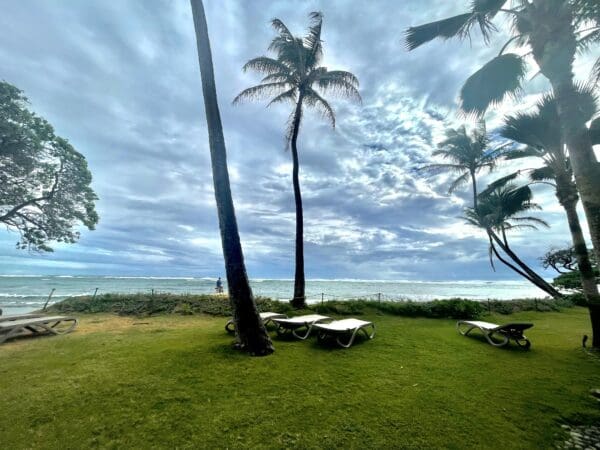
[233, 82, 291, 105]
[460, 54, 526, 116]
[589, 57, 600, 87]
[572, 0, 600, 25]
[304, 88, 336, 127]
[242, 57, 289, 75]
[405, 13, 473, 50]
[260, 72, 294, 83]
[480, 171, 521, 197]
[510, 216, 550, 227]
[502, 146, 543, 160]
[316, 71, 362, 103]
[418, 163, 468, 176]
[270, 18, 294, 41]
[304, 11, 323, 67]
[529, 165, 555, 182]
[266, 88, 298, 107]
[447, 171, 470, 194]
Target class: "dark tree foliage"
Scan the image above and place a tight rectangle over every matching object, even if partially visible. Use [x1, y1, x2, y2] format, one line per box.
[0, 81, 98, 251]
[542, 247, 597, 274]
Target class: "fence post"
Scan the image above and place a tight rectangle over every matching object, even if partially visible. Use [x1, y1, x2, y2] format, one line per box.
[43, 288, 56, 311]
[151, 288, 154, 297]
[321, 293, 324, 305]
[535, 298, 538, 311]
[377, 292, 381, 303]
[487, 299, 491, 313]
[92, 288, 98, 299]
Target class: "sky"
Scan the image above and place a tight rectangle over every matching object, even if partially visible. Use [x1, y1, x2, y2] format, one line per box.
[0, 0, 597, 280]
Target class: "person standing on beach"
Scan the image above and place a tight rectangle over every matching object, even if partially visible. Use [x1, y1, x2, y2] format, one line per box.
[215, 277, 223, 293]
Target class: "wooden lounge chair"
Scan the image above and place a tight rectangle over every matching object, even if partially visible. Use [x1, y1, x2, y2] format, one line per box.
[225, 312, 287, 333]
[0, 313, 44, 322]
[271, 314, 331, 340]
[456, 320, 533, 348]
[313, 318, 375, 348]
[0, 315, 78, 344]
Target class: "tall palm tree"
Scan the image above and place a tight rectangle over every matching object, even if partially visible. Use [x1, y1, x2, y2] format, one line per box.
[190, 0, 273, 355]
[464, 182, 561, 298]
[500, 89, 600, 342]
[234, 12, 361, 308]
[405, 0, 600, 283]
[420, 121, 505, 211]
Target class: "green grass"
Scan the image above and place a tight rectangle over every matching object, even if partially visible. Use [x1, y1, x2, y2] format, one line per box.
[1, 308, 599, 449]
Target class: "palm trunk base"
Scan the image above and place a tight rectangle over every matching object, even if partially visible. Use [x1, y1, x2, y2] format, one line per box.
[290, 296, 306, 309]
[589, 303, 600, 349]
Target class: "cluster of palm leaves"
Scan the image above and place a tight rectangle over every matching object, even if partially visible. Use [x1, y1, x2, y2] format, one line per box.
[408, 0, 600, 347]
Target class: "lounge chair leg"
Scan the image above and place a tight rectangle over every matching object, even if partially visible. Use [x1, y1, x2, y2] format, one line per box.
[484, 331, 509, 347]
[292, 325, 313, 340]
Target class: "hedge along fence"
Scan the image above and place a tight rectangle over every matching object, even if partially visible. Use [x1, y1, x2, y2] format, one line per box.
[44, 293, 577, 320]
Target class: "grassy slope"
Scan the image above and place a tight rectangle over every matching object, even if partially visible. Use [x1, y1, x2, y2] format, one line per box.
[1, 308, 599, 449]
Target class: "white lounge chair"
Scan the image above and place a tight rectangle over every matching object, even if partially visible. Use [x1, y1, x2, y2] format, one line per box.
[271, 314, 331, 340]
[0, 315, 78, 344]
[456, 320, 532, 348]
[313, 318, 375, 348]
[225, 312, 287, 333]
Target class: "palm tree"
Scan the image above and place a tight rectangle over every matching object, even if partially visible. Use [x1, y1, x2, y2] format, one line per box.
[190, 0, 273, 355]
[500, 89, 600, 341]
[405, 0, 600, 281]
[464, 182, 561, 298]
[234, 12, 361, 308]
[420, 121, 505, 211]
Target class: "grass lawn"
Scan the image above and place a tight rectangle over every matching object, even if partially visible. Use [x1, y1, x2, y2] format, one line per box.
[1, 308, 599, 449]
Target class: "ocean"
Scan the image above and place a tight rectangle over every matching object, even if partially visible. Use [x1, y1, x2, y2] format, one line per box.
[0, 275, 550, 315]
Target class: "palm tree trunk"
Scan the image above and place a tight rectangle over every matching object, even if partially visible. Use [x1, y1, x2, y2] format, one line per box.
[557, 179, 600, 347]
[190, 0, 273, 355]
[470, 170, 478, 212]
[488, 234, 541, 283]
[290, 92, 306, 308]
[489, 230, 562, 298]
[553, 82, 600, 267]
[527, 0, 600, 267]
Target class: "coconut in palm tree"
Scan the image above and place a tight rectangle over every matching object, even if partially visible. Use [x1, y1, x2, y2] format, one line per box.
[234, 12, 361, 308]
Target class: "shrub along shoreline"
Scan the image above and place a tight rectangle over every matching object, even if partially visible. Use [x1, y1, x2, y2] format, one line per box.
[44, 293, 577, 320]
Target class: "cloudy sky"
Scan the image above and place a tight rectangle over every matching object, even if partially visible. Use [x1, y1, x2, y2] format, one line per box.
[0, 0, 597, 280]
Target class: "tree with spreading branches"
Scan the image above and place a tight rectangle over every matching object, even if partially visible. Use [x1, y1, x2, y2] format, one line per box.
[405, 0, 600, 280]
[190, 0, 273, 355]
[0, 81, 98, 252]
[234, 12, 361, 308]
[500, 87, 600, 344]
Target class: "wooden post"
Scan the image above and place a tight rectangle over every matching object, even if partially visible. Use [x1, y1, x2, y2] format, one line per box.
[151, 288, 154, 297]
[43, 288, 56, 311]
[535, 298, 538, 311]
[487, 299, 491, 313]
[378, 293, 381, 303]
[321, 293, 324, 305]
[92, 288, 99, 299]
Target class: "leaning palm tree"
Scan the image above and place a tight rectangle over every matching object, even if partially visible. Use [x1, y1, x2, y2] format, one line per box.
[420, 121, 506, 211]
[234, 12, 361, 308]
[464, 182, 561, 298]
[405, 0, 600, 280]
[190, 0, 273, 355]
[500, 88, 600, 342]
